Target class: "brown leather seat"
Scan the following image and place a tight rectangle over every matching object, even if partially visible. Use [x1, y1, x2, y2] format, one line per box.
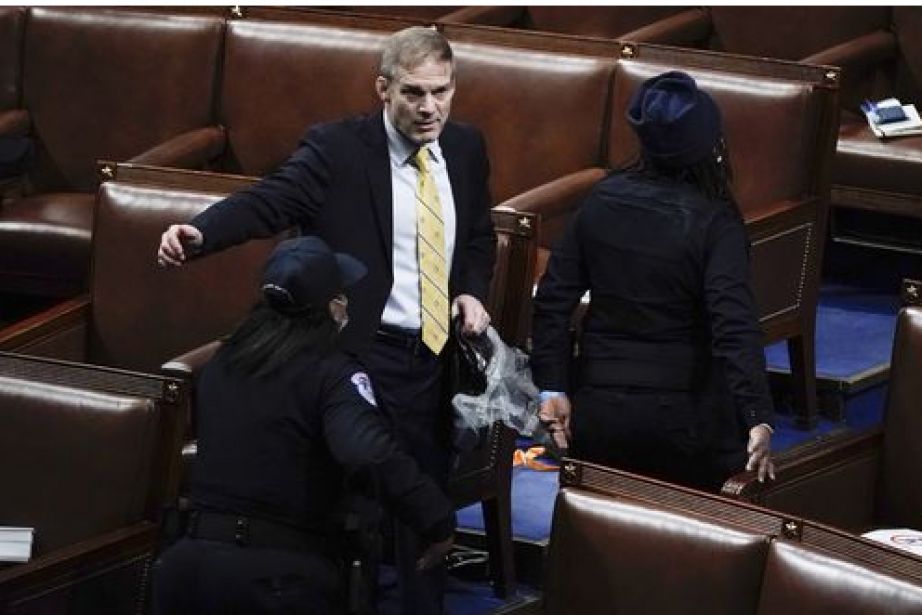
[511, 460, 922, 615]
[0, 351, 188, 613]
[0, 164, 284, 374]
[0, 8, 226, 298]
[440, 6, 703, 44]
[723, 305, 922, 534]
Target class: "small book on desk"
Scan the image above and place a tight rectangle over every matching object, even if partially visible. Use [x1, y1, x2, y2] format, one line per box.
[862, 97, 922, 139]
[0, 526, 34, 563]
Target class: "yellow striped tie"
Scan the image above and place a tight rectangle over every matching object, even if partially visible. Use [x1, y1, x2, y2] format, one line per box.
[414, 146, 450, 354]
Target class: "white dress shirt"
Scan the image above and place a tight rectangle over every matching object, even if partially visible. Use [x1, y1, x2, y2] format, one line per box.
[380, 110, 457, 330]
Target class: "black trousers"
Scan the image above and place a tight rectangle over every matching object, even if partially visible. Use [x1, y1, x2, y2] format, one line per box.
[363, 333, 451, 615]
[151, 537, 344, 614]
[571, 385, 744, 492]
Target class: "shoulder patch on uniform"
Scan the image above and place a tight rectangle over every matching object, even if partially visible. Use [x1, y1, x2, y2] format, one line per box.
[350, 372, 377, 407]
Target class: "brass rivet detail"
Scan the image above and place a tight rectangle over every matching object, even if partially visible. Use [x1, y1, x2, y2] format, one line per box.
[100, 164, 114, 179]
[230, 5, 244, 19]
[782, 520, 800, 539]
[621, 43, 636, 59]
[907, 284, 919, 299]
[824, 70, 838, 83]
[165, 381, 180, 403]
[518, 216, 531, 230]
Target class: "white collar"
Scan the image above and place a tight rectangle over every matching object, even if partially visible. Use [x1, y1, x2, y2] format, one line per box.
[382, 109, 443, 167]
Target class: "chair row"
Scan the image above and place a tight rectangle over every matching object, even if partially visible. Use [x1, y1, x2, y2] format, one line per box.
[510, 460, 922, 614]
[0, 7, 841, 425]
[337, 5, 922, 254]
[0, 351, 189, 613]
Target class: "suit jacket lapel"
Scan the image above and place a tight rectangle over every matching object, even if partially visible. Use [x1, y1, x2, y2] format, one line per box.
[441, 123, 469, 257]
[358, 112, 394, 262]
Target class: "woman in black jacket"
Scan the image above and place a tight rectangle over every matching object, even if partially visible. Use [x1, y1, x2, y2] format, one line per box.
[531, 71, 775, 491]
[152, 236, 454, 614]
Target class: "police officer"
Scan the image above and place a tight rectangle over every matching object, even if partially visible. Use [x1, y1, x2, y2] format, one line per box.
[531, 71, 775, 491]
[151, 236, 454, 614]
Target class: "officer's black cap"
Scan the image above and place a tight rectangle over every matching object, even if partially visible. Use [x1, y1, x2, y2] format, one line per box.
[626, 70, 722, 168]
[261, 236, 366, 314]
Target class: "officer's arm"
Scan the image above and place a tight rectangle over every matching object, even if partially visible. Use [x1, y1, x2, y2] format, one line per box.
[531, 207, 590, 392]
[321, 374, 454, 544]
[702, 209, 775, 430]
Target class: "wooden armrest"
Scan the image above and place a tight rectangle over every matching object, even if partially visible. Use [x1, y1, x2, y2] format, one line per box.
[161, 339, 222, 380]
[0, 522, 156, 598]
[0, 296, 90, 350]
[127, 126, 226, 170]
[721, 427, 882, 502]
[500, 168, 607, 221]
[439, 5, 525, 26]
[621, 8, 712, 46]
[0, 109, 30, 137]
[803, 30, 898, 80]
[743, 197, 817, 236]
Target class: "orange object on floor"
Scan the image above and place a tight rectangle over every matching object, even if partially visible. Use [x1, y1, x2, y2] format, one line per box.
[512, 446, 559, 472]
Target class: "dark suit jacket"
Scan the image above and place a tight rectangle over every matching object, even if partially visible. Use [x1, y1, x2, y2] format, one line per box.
[191, 112, 496, 352]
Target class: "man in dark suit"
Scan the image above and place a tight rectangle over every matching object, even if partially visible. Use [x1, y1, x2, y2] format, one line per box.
[157, 26, 496, 615]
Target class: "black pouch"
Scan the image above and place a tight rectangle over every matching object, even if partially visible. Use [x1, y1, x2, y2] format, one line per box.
[450, 316, 493, 396]
[0, 136, 34, 179]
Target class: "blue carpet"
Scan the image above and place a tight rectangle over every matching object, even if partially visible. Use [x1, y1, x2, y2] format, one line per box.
[765, 284, 899, 379]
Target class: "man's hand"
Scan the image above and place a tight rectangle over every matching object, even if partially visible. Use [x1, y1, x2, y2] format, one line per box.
[416, 536, 453, 571]
[746, 424, 775, 483]
[452, 294, 490, 336]
[538, 394, 572, 451]
[157, 224, 203, 268]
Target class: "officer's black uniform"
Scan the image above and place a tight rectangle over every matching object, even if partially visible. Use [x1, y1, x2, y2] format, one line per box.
[531, 169, 775, 491]
[152, 345, 454, 614]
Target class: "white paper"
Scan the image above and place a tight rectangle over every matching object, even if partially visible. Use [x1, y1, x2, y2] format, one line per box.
[0, 526, 34, 563]
[862, 528, 922, 557]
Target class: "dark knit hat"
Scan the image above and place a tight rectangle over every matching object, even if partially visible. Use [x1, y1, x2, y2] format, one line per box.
[626, 70, 722, 167]
[261, 236, 366, 314]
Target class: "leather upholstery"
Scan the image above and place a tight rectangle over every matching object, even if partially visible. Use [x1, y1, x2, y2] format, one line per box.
[536, 461, 922, 615]
[0, 192, 95, 296]
[0, 376, 156, 553]
[876, 306, 922, 527]
[0, 351, 188, 613]
[523, 6, 686, 38]
[836, 118, 922, 197]
[709, 7, 891, 60]
[757, 540, 922, 614]
[446, 30, 612, 203]
[87, 177, 283, 373]
[22, 8, 224, 193]
[546, 488, 769, 615]
[0, 7, 25, 110]
[220, 19, 388, 175]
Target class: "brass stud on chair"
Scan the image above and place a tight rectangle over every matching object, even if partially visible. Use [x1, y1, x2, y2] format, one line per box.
[824, 70, 839, 85]
[518, 216, 531, 230]
[620, 43, 637, 59]
[164, 381, 180, 403]
[907, 284, 919, 300]
[782, 519, 802, 540]
[230, 5, 244, 19]
[99, 164, 114, 180]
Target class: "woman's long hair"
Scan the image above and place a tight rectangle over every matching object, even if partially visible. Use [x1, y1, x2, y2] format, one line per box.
[624, 137, 744, 220]
[220, 301, 339, 379]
